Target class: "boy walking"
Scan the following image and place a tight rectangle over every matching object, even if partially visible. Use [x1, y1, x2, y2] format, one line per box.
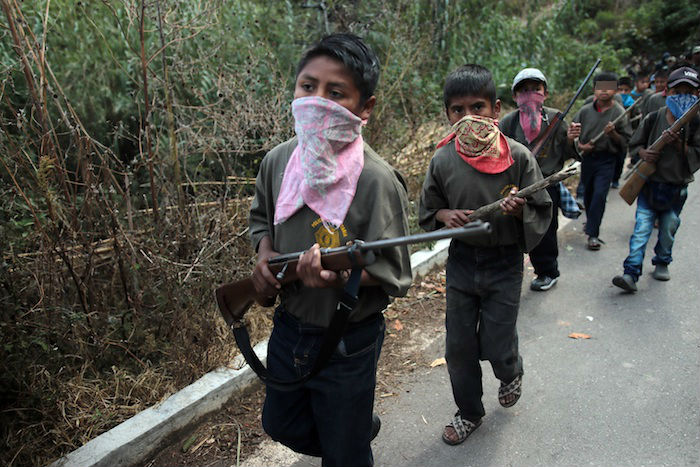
[250, 33, 412, 466]
[574, 72, 633, 250]
[420, 65, 551, 445]
[613, 67, 700, 292]
[501, 68, 580, 291]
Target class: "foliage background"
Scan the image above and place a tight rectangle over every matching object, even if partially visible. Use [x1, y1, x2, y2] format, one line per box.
[1, 0, 698, 465]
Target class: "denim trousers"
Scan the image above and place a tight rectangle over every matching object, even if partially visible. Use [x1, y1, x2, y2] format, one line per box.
[582, 151, 617, 237]
[622, 186, 688, 280]
[262, 306, 384, 467]
[529, 184, 561, 278]
[445, 241, 524, 422]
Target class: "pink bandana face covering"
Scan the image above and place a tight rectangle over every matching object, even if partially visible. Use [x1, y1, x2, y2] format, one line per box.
[515, 91, 546, 143]
[274, 96, 365, 228]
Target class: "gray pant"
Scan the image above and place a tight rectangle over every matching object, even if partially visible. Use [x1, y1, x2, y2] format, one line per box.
[445, 241, 524, 421]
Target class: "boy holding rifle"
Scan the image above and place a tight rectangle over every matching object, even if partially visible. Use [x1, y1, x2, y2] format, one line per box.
[419, 64, 551, 445]
[612, 67, 700, 292]
[501, 68, 580, 291]
[249, 33, 412, 466]
[574, 72, 633, 250]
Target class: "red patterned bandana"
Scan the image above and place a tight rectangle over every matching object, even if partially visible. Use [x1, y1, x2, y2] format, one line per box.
[436, 115, 514, 174]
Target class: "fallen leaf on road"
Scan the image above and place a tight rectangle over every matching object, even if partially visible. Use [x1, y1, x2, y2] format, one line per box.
[557, 320, 571, 326]
[435, 286, 446, 293]
[392, 319, 404, 331]
[568, 332, 592, 339]
[421, 415, 428, 425]
[380, 392, 396, 398]
[430, 357, 446, 367]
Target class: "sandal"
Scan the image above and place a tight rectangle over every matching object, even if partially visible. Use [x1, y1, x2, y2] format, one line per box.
[498, 374, 522, 408]
[587, 236, 601, 251]
[442, 412, 481, 445]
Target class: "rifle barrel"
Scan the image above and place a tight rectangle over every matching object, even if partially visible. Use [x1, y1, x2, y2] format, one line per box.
[562, 58, 602, 116]
[268, 221, 492, 265]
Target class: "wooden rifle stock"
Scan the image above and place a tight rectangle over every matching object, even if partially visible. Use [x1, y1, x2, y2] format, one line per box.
[215, 221, 492, 326]
[530, 58, 601, 158]
[619, 98, 700, 205]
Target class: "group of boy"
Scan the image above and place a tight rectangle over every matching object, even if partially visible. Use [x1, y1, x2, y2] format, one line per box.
[246, 33, 699, 466]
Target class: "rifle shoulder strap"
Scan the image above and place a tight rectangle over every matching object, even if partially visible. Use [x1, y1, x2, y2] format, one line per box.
[232, 266, 364, 392]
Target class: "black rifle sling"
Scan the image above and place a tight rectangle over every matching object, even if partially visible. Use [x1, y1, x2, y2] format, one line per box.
[232, 265, 363, 392]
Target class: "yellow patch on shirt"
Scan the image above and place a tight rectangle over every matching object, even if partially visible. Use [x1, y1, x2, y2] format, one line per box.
[311, 218, 349, 248]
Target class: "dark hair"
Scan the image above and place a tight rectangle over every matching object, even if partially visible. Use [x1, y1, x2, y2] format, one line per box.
[633, 71, 650, 81]
[296, 33, 380, 104]
[443, 64, 496, 108]
[654, 69, 669, 79]
[617, 76, 633, 88]
[594, 71, 619, 84]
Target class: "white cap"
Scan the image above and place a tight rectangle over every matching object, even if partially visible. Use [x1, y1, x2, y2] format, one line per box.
[512, 68, 547, 92]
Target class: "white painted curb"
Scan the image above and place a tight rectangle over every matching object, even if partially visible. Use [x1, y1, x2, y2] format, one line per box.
[49, 242, 449, 467]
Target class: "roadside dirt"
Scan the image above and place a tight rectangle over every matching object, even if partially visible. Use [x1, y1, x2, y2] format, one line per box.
[145, 267, 448, 467]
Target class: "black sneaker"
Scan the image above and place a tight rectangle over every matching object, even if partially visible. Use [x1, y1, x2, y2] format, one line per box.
[370, 413, 381, 441]
[530, 276, 558, 291]
[612, 274, 637, 292]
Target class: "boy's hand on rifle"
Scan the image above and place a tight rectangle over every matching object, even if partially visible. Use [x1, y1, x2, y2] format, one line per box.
[500, 188, 525, 218]
[436, 209, 474, 228]
[252, 237, 281, 300]
[639, 147, 661, 163]
[297, 243, 346, 289]
[603, 122, 616, 135]
[661, 128, 682, 151]
[567, 123, 581, 141]
[578, 141, 594, 154]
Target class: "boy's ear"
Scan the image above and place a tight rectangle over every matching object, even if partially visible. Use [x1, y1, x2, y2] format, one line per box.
[494, 99, 501, 118]
[358, 96, 376, 121]
[543, 89, 549, 99]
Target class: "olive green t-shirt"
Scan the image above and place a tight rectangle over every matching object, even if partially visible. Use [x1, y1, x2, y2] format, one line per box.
[573, 101, 633, 154]
[500, 106, 577, 177]
[629, 108, 700, 185]
[419, 137, 552, 253]
[249, 138, 412, 327]
[641, 92, 666, 117]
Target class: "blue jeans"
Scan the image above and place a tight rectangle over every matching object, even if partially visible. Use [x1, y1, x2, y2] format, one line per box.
[581, 151, 617, 237]
[262, 307, 384, 467]
[622, 186, 688, 280]
[445, 241, 524, 421]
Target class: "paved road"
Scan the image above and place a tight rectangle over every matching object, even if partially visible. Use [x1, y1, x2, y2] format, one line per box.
[249, 184, 700, 467]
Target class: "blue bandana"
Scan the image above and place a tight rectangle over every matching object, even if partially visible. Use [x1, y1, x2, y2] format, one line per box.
[619, 93, 635, 108]
[666, 94, 699, 119]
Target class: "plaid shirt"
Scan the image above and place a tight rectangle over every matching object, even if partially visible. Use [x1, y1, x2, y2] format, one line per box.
[558, 182, 581, 219]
